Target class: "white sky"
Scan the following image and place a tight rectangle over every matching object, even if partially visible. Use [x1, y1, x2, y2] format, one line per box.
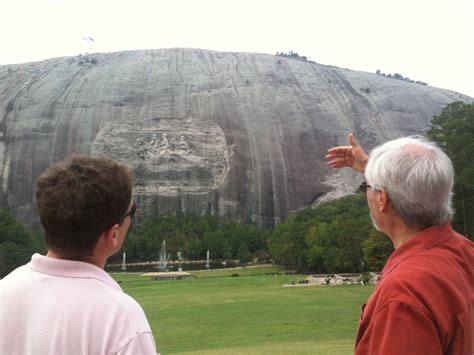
[1, 0, 473, 97]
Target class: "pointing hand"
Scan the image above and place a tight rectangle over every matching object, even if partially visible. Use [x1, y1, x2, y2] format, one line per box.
[325, 133, 368, 173]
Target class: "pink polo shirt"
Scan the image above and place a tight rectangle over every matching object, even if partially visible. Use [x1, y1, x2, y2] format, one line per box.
[0, 254, 157, 355]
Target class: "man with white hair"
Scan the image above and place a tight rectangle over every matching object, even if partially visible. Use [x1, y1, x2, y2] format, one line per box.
[326, 134, 473, 355]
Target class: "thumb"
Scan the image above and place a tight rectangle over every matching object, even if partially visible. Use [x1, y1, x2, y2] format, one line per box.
[349, 133, 360, 148]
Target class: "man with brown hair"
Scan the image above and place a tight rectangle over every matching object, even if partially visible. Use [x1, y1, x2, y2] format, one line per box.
[0, 155, 157, 354]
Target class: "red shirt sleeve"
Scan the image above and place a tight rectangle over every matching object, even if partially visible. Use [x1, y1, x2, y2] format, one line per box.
[356, 301, 443, 355]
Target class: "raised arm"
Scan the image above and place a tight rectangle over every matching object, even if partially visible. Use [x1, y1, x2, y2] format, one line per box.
[325, 133, 369, 173]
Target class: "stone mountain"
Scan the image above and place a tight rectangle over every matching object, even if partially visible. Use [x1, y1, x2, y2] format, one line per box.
[0, 48, 471, 227]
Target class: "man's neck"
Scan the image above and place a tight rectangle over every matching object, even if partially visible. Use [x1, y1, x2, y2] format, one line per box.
[384, 219, 421, 249]
[46, 250, 106, 269]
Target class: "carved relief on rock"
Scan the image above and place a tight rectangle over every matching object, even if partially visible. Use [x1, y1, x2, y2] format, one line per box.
[134, 133, 193, 160]
[91, 119, 230, 196]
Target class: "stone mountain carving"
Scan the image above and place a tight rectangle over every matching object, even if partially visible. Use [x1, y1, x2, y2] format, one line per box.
[91, 120, 229, 195]
[134, 133, 193, 161]
[0, 48, 471, 227]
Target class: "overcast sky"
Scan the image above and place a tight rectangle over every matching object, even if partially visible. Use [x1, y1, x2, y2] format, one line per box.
[1, 0, 473, 97]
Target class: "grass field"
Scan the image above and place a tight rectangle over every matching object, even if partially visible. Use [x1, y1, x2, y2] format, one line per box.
[111, 267, 374, 354]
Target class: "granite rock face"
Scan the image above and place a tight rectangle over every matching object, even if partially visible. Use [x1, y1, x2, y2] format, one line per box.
[0, 48, 471, 227]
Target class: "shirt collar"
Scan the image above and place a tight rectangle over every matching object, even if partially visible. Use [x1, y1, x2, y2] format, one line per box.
[379, 224, 455, 280]
[28, 253, 122, 291]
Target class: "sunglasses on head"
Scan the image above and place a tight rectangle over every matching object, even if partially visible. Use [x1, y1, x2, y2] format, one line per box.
[124, 201, 137, 219]
[359, 181, 372, 194]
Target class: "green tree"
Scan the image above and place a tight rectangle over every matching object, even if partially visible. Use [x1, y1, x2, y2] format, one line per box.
[116, 211, 270, 263]
[203, 230, 227, 259]
[237, 241, 251, 263]
[0, 209, 45, 278]
[185, 238, 204, 260]
[427, 101, 474, 238]
[268, 213, 309, 271]
[269, 194, 386, 273]
[362, 230, 393, 271]
[305, 223, 329, 273]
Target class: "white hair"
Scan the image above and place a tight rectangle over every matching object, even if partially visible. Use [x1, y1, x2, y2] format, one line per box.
[365, 136, 454, 229]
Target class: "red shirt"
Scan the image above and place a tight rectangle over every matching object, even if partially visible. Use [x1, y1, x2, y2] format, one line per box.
[355, 224, 473, 355]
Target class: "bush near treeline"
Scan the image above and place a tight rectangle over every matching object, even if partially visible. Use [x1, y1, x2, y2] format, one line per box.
[268, 194, 393, 273]
[0, 209, 45, 278]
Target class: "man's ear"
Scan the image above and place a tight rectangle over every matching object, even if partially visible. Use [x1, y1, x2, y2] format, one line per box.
[379, 189, 390, 212]
[104, 224, 120, 249]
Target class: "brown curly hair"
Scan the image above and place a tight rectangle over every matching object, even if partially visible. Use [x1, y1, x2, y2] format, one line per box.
[36, 155, 134, 258]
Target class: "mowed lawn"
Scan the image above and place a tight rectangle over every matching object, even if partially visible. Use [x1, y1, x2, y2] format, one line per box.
[111, 267, 374, 354]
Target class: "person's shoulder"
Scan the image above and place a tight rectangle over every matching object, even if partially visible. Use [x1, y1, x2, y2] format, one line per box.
[447, 232, 474, 266]
[0, 263, 31, 286]
[376, 254, 443, 302]
[376, 240, 472, 310]
[393, 245, 467, 283]
[451, 230, 474, 249]
[103, 286, 152, 333]
[373, 274, 431, 318]
[404, 230, 473, 271]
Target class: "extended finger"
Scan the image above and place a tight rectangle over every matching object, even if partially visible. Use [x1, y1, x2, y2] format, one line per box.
[325, 153, 339, 160]
[328, 162, 348, 169]
[327, 157, 349, 166]
[327, 146, 351, 154]
[325, 154, 346, 162]
[349, 133, 360, 148]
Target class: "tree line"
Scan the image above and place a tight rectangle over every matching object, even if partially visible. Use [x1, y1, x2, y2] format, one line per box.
[375, 69, 427, 86]
[0, 195, 391, 276]
[275, 50, 315, 63]
[108, 212, 270, 264]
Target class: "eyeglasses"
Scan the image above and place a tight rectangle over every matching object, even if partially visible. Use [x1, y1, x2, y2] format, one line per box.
[124, 201, 137, 220]
[359, 181, 372, 194]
